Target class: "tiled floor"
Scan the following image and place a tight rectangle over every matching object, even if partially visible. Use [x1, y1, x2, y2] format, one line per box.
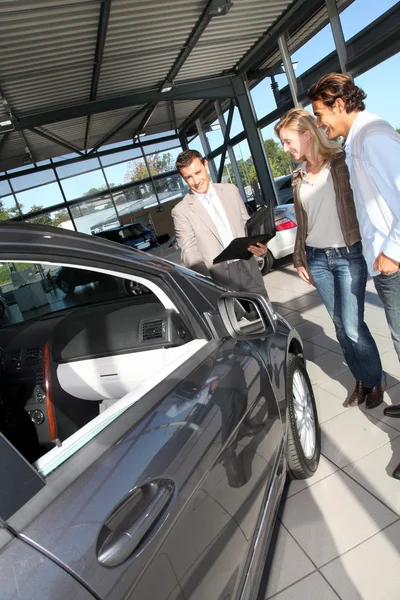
[263, 263, 400, 600]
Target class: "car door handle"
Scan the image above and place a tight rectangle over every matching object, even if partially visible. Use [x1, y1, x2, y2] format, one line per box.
[96, 478, 175, 567]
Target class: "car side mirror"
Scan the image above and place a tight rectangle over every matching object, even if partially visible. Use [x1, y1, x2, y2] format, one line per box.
[218, 293, 276, 339]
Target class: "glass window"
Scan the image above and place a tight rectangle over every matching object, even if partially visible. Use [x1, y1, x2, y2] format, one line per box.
[223, 107, 244, 138]
[205, 119, 225, 152]
[142, 139, 181, 155]
[97, 139, 135, 153]
[11, 169, 56, 193]
[70, 194, 119, 235]
[261, 122, 293, 178]
[16, 181, 64, 214]
[105, 157, 149, 188]
[0, 194, 21, 220]
[56, 158, 101, 179]
[154, 174, 188, 204]
[340, 0, 398, 40]
[99, 147, 142, 167]
[354, 53, 400, 129]
[290, 25, 335, 78]
[0, 179, 12, 197]
[145, 147, 182, 175]
[52, 152, 82, 163]
[61, 170, 108, 201]
[113, 182, 158, 218]
[251, 72, 289, 120]
[186, 135, 204, 155]
[25, 207, 71, 228]
[232, 140, 258, 198]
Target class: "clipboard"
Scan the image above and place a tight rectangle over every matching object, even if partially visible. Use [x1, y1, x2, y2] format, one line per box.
[213, 233, 273, 264]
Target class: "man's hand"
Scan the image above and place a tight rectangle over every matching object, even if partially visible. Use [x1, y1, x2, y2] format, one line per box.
[373, 252, 399, 274]
[297, 266, 314, 286]
[248, 242, 267, 257]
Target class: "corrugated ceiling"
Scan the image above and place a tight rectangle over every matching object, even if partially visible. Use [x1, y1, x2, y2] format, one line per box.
[0, 0, 356, 170]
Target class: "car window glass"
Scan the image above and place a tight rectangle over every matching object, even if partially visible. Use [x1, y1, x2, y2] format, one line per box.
[0, 260, 206, 480]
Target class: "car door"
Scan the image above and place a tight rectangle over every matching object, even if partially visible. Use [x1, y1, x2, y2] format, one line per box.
[0, 438, 96, 600]
[3, 267, 283, 600]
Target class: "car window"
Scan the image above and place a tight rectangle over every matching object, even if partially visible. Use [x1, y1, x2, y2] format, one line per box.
[0, 260, 207, 483]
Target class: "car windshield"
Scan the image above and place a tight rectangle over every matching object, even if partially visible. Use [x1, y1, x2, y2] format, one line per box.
[118, 224, 148, 240]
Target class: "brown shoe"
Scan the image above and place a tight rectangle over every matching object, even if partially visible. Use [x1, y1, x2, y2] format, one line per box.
[365, 380, 387, 409]
[347, 380, 366, 406]
[392, 463, 400, 480]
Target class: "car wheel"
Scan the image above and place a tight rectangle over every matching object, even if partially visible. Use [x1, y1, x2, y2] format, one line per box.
[257, 250, 274, 276]
[124, 280, 148, 296]
[286, 354, 320, 479]
[58, 279, 75, 294]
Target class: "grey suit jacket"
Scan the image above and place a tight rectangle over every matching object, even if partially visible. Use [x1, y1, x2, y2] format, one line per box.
[171, 183, 264, 291]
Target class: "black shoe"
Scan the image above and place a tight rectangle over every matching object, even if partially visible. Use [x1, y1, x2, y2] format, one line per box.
[237, 420, 264, 441]
[392, 463, 400, 480]
[383, 403, 400, 418]
[222, 452, 247, 488]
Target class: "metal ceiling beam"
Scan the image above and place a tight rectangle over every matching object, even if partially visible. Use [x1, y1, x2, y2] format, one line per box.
[217, 101, 234, 183]
[29, 127, 85, 156]
[132, 104, 157, 140]
[0, 86, 35, 163]
[15, 77, 236, 131]
[84, 0, 112, 150]
[236, 0, 325, 75]
[0, 132, 10, 155]
[169, 101, 178, 134]
[87, 103, 154, 154]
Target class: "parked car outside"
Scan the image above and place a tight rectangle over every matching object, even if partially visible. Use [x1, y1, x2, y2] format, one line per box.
[55, 265, 150, 296]
[0, 222, 320, 600]
[93, 222, 158, 251]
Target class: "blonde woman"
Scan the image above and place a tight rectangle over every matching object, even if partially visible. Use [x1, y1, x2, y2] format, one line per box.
[275, 108, 385, 408]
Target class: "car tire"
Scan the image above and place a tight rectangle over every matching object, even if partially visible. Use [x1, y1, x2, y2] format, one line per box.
[58, 279, 75, 294]
[257, 250, 274, 276]
[286, 354, 320, 479]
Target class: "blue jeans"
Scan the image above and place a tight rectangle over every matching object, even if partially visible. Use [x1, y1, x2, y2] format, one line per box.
[306, 242, 383, 387]
[374, 269, 400, 361]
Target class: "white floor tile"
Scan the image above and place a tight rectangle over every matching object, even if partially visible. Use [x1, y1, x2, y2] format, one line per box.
[380, 351, 400, 378]
[343, 437, 400, 516]
[307, 330, 340, 352]
[264, 524, 315, 598]
[280, 471, 397, 567]
[306, 351, 349, 386]
[321, 410, 400, 468]
[321, 520, 400, 600]
[313, 385, 349, 424]
[282, 311, 304, 327]
[269, 572, 339, 600]
[359, 385, 400, 433]
[287, 455, 339, 498]
[319, 369, 398, 402]
[282, 294, 321, 312]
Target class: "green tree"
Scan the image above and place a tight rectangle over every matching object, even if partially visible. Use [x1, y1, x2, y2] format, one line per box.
[264, 139, 293, 177]
[0, 198, 10, 221]
[124, 152, 174, 183]
[52, 209, 70, 227]
[28, 205, 53, 226]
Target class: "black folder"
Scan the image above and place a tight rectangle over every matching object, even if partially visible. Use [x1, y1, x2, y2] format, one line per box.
[213, 233, 273, 264]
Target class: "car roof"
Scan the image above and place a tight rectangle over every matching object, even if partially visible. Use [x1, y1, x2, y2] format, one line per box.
[0, 222, 165, 273]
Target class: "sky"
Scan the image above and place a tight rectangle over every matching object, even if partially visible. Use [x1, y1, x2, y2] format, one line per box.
[2, 0, 399, 215]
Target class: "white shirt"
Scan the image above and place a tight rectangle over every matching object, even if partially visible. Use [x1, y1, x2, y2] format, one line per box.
[344, 110, 400, 275]
[299, 162, 346, 248]
[195, 183, 234, 249]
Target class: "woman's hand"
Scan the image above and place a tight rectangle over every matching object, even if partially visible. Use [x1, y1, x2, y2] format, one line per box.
[297, 266, 313, 285]
[248, 242, 267, 257]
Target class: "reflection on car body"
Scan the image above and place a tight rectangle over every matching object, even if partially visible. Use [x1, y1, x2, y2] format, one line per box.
[0, 222, 320, 600]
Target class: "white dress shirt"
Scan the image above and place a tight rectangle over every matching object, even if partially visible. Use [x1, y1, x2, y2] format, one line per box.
[344, 110, 400, 275]
[195, 183, 234, 249]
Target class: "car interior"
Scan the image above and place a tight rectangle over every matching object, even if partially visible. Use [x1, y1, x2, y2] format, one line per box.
[0, 262, 207, 477]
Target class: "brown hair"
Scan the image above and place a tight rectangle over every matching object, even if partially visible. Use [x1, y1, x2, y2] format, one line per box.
[175, 149, 205, 172]
[308, 73, 366, 113]
[274, 108, 341, 166]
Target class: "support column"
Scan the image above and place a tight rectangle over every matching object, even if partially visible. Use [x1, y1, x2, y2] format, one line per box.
[325, 0, 352, 78]
[179, 131, 189, 151]
[230, 76, 277, 232]
[195, 118, 217, 182]
[214, 100, 247, 201]
[278, 34, 301, 108]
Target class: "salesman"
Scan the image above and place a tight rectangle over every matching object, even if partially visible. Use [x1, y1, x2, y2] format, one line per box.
[171, 150, 268, 295]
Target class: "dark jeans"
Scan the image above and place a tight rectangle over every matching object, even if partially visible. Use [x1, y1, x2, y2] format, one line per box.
[374, 268, 400, 361]
[306, 242, 383, 387]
